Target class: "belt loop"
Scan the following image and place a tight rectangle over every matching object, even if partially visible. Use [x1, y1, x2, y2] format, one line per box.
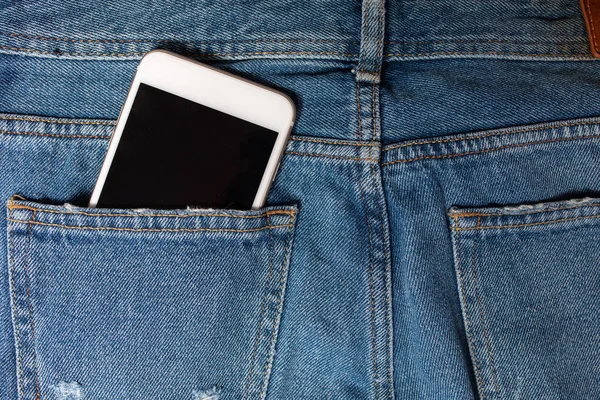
[354, 0, 386, 142]
[356, 0, 386, 84]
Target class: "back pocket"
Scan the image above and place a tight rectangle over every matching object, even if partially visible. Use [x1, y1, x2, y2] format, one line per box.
[6, 197, 297, 400]
[449, 197, 600, 400]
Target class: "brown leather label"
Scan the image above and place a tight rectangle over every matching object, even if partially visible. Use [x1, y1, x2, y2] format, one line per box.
[581, 0, 600, 57]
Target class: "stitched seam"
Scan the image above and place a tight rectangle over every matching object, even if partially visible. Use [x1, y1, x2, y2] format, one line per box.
[8, 202, 295, 220]
[382, 134, 600, 165]
[449, 203, 600, 218]
[453, 216, 486, 399]
[356, 64, 379, 399]
[24, 211, 41, 399]
[290, 137, 377, 147]
[0, 128, 377, 160]
[357, 79, 363, 141]
[587, 0, 600, 53]
[0, 129, 108, 139]
[285, 151, 377, 162]
[0, 44, 590, 59]
[0, 131, 380, 156]
[357, 87, 379, 399]
[5, 32, 590, 46]
[371, 81, 377, 142]
[369, 111, 383, 395]
[243, 215, 274, 399]
[453, 214, 600, 231]
[385, 51, 591, 58]
[377, 0, 384, 76]
[370, 24, 392, 393]
[373, 0, 393, 383]
[361, 0, 370, 77]
[383, 120, 600, 151]
[0, 45, 357, 58]
[385, 38, 588, 45]
[6, 32, 360, 45]
[8, 209, 25, 399]
[472, 218, 500, 394]
[259, 222, 293, 399]
[0, 115, 114, 125]
[7, 219, 292, 232]
[371, 34, 383, 397]
[370, 149, 394, 399]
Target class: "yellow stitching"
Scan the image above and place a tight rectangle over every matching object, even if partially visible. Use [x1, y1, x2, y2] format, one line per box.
[259, 215, 294, 399]
[7, 32, 359, 45]
[367, 148, 380, 400]
[24, 211, 41, 399]
[243, 214, 274, 399]
[0, 45, 357, 58]
[8, 209, 25, 399]
[385, 51, 591, 58]
[383, 120, 600, 151]
[356, 78, 363, 141]
[370, 141, 395, 399]
[285, 151, 377, 162]
[371, 0, 394, 379]
[453, 216, 486, 399]
[1, 44, 590, 59]
[7, 218, 293, 233]
[0, 124, 378, 152]
[361, 21, 387, 390]
[382, 134, 600, 165]
[362, 0, 370, 76]
[376, 0, 394, 390]
[372, 19, 384, 391]
[356, 48, 380, 400]
[0, 129, 108, 139]
[0, 115, 113, 126]
[371, 81, 377, 142]
[8, 32, 587, 47]
[384, 38, 588, 46]
[453, 214, 600, 231]
[449, 202, 600, 218]
[377, 0, 384, 76]
[0, 45, 146, 56]
[8, 202, 295, 220]
[290, 137, 378, 147]
[0, 126, 379, 161]
[472, 218, 500, 393]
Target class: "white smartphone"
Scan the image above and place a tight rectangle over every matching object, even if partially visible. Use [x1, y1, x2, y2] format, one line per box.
[89, 50, 295, 210]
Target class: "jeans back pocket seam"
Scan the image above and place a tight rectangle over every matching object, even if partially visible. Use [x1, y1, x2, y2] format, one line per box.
[260, 218, 294, 399]
[470, 218, 500, 394]
[454, 213, 600, 232]
[6, 219, 293, 234]
[8, 198, 296, 220]
[242, 213, 295, 400]
[453, 215, 487, 399]
[243, 214, 275, 399]
[8, 207, 42, 400]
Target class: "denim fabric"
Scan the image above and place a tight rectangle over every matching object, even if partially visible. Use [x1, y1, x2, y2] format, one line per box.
[1, 0, 600, 399]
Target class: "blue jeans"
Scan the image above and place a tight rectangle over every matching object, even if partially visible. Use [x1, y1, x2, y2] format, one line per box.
[1, 0, 600, 399]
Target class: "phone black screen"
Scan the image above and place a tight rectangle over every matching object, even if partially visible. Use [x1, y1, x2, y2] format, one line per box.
[97, 83, 279, 210]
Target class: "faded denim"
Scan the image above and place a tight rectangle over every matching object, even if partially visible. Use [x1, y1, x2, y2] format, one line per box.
[1, 0, 600, 399]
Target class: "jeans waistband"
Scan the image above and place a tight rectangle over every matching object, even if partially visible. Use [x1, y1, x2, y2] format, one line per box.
[0, 0, 594, 62]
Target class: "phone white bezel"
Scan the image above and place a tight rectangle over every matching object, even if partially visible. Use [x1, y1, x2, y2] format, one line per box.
[89, 50, 295, 210]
